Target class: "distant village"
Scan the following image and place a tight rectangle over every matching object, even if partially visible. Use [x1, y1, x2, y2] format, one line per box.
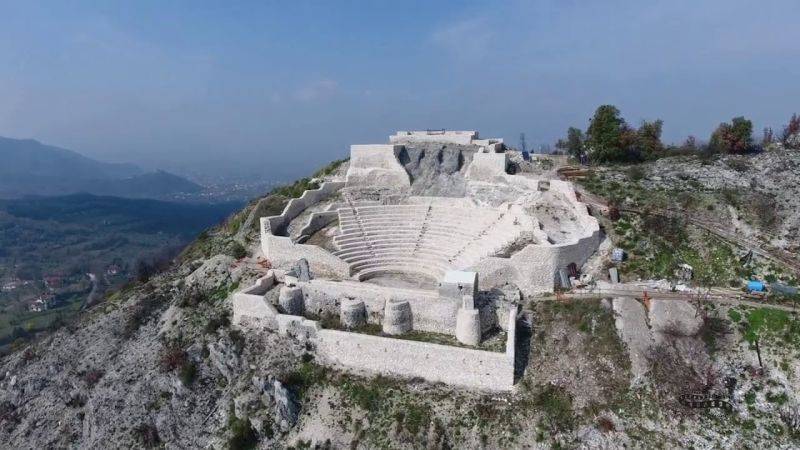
[0, 262, 125, 313]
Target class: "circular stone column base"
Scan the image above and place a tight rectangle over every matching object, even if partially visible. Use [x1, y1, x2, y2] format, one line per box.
[278, 285, 304, 315]
[455, 308, 481, 346]
[382, 299, 412, 335]
[340, 298, 366, 329]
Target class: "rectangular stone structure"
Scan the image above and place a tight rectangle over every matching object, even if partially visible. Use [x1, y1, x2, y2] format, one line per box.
[439, 270, 478, 302]
[316, 329, 514, 391]
[345, 144, 410, 189]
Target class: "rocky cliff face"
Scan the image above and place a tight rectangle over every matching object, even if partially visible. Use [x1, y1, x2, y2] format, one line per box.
[397, 143, 477, 197]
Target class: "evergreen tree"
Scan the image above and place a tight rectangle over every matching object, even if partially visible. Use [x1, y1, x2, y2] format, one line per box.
[637, 119, 664, 159]
[586, 105, 626, 162]
[555, 127, 584, 158]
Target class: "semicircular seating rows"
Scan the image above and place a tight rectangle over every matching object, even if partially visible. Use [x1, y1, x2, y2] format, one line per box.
[333, 202, 523, 280]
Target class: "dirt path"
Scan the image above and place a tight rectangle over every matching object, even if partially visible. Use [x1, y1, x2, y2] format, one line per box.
[537, 285, 800, 313]
[611, 297, 652, 384]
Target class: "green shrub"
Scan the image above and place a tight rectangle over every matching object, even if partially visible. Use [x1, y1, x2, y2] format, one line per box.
[312, 158, 348, 178]
[279, 362, 329, 399]
[158, 345, 187, 372]
[626, 165, 646, 181]
[180, 362, 197, 387]
[133, 422, 161, 448]
[205, 312, 231, 333]
[271, 177, 319, 199]
[178, 286, 208, 308]
[743, 308, 796, 344]
[766, 391, 788, 405]
[533, 385, 575, 432]
[229, 241, 247, 260]
[396, 402, 432, 435]
[721, 188, 741, 208]
[123, 294, 165, 337]
[228, 329, 246, 355]
[227, 406, 258, 450]
[726, 158, 749, 172]
[341, 375, 396, 411]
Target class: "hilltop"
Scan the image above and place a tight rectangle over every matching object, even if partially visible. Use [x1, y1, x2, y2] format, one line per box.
[0, 149, 797, 449]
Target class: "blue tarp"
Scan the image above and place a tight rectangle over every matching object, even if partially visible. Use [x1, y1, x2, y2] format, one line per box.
[747, 280, 765, 292]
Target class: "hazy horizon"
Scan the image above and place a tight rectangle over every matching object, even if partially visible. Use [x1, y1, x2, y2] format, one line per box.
[2, 0, 799, 180]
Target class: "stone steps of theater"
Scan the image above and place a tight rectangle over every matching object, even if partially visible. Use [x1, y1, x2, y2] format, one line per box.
[338, 220, 505, 235]
[334, 229, 482, 245]
[334, 238, 510, 259]
[338, 223, 491, 237]
[337, 216, 497, 230]
[352, 260, 451, 276]
[334, 229, 517, 250]
[337, 249, 454, 263]
[346, 201, 382, 206]
[349, 254, 453, 268]
[334, 236, 514, 256]
[354, 265, 447, 281]
[334, 238, 456, 254]
[339, 207, 501, 220]
[347, 203, 495, 212]
[340, 210, 501, 223]
[340, 212, 497, 223]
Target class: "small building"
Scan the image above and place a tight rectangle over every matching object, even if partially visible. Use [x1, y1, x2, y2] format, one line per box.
[29, 293, 55, 312]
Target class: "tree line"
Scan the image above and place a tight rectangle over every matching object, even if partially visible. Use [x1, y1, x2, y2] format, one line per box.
[555, 105, 800, 164]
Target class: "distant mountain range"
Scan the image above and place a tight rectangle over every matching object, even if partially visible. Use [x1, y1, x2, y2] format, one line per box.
[0, 136, 203, 199]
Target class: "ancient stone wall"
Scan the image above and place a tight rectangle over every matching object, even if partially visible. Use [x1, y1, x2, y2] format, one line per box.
[472, 226, 601, 295]
[315, 329, 514, 391]
[345, 144, 411, 189]
[297, 210, 338, 238]
[231, 273, 278, 325]
[263, 181, 345, 236]
[390, 130, 479, 146]
[299, 279, 459, 334]
[233, 275, 518, 391]
[259, 181, 349, 278]
[465, 152, 508, 181]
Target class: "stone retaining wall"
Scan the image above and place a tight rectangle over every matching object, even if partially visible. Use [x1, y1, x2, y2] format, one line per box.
[260, 181, 349, 278]
[232, 276, 518, 391]
[390, 130, 478, 146]
[297, 210, 338, 238]
[315, 329, 514, 391]
[346, 144, 411, 189]
[299, 279, 459, 335]
[262, 181, 345, 236]
[467, 175, 601, 295]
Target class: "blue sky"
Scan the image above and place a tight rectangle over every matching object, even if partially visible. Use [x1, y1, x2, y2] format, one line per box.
[1, 1, 799, 180]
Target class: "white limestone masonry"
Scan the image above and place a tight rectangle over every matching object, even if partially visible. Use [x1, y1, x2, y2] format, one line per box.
[346, 144, 410, 188]
[232, 129, 600, 391]
[316, 330, 514, 391]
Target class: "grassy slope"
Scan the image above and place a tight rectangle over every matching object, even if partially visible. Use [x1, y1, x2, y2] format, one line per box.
[579, 157, 799, 289]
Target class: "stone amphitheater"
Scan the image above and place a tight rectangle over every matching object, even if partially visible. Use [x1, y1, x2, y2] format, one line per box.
[233, 130, 601, 390]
